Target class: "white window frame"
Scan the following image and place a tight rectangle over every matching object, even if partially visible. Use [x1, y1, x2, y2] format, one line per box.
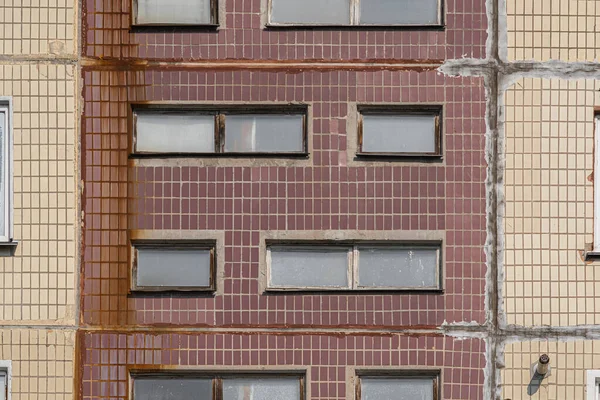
[0, 100, 13, 243]
[587, 370, 600, 400]
[267, 0, 443, 27]
[0, 360, 12, 400]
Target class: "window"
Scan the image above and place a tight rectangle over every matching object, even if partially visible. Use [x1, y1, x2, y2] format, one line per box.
[269, 0, 441, 26]
[595, 115, 600, 252]
[357, 374, 439, 400]
[0, 361, 11, 400]
[132, 106, 307, 156]
[0, 103, 12, 244]
[266, 242, 441, 291]
[133, 0, 218, 26]
[588, 370, 600, 400]
[357, 106, 442, 157]
[131, 242, 216, 292]
[132, 374, 304, 400]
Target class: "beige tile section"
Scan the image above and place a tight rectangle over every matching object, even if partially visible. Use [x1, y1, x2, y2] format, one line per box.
[0, 329, 75, 400]
[0, 64, 77, 324]
[504, 78, 600, 326]
[502, 340, 600, 399]
[507, 0, 600, 61]
[0, 0, 76, 56]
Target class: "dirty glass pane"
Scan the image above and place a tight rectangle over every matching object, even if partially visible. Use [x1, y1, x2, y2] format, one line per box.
[133, 377, 213, 400]
[271, 0, 350, 24]
[357, 247, 439, 288]
[361, 114, 437, 154]
[135, 112, 215, 153]
[136, 0, 212, 25]
[0, 112, 5, 237]
[224, 114, 304, 153]
[269, 246, 349, 288]
[136, 248, 212, 288]
[223, 377, 301, 400]
[361, 377, 434, 400]
[360, 0, 439, 25]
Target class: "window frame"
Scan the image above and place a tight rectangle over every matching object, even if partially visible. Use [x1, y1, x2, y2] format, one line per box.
[267, 0, 444, 28]
[0, 102, 12, 243]
[266, 241, 443, 292]
[595, 114, 600, 251]
[130, 240, 217, 292]
[587, 370, 600, 400]
[355, 370, 440, 400]
[357, 105, 443, 159]
[130, 104, 309, 157]
[0, 361, 11, 400]
[131, 0, 219, 27]
[130, 372, 306, 400]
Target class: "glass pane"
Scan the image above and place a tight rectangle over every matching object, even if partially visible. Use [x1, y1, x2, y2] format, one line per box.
[223, 377, 300, 400]
[360, 0, 439, 24]
[361, 377, 434, 400]
[136, 248, 212, 288]
[271, 0, 350, 24]
[269, 246, 349, 288]
[136, 0, 212, 25]
[133, 377, 213, 400]
[136, 113, 215, 153]
[0, 112, 5, 237]
[361, 114, 437, 154]
[0, 374, 5, 400]
[358, 247, 439, 288]
[224, 114, 304, 153]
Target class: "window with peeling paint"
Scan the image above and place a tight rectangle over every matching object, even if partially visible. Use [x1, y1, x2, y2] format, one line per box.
[134, 0, 216, 25]
[267, 243, 441, 290]
[269, 0, 441, 26]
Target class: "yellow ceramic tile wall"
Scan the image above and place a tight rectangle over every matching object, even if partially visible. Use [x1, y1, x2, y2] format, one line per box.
[0, 0, 76, 56]
[507, 0, 600, 61]
[502, 340, 600, 399]
[0, 329, 75, 400]
[0, 64, 77, 324]
[504, 78, 599, 326]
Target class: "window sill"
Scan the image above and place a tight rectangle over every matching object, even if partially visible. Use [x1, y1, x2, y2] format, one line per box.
[265, 23, 445, 31]
[264, 287, 444, 294]
[0, 241, 18, 257]
[130, 24, 219, 33]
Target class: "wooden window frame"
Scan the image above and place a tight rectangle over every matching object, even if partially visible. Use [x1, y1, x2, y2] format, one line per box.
[356, 105, 443, 159]
[130, 372, 305, 400]
[355, 371, 440, 400]
[267, 0, 444, 28]
[130, 104, 308, 157]
[266, 241, 443, 292]
[130, 240, 217, 293]
[131, 0, 219, 28]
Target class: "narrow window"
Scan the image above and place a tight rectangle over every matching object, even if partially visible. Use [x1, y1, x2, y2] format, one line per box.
[133, 374, 304, 400]
[0, 361, 11, 400]
[132, 242, 215, 292]
[132, 106, 307, 156]
[358, 374, 439, 400]
[269, 0, 441, 26]
[133, 0, 217, 26]
[358, 106, 442, 157]
[587, 370, 600, 400]
[267, 242, 441, 291]
[0, 104, 12, 243]
[595, 114, 600, 251]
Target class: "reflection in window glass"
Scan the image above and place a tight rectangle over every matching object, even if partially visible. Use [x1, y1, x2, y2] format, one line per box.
[360, 0, 439, 25]
[135, 113, 215, 153]
[361, 114, 438, 154]
[133, 377, 213, 400]
[136, 0, 212, 25]
[223, 378, 301, 400]
[360, 377, 434, 400]
[224, 114, 304, 153]
[270, 0, 350, 24]
[136, 247, 213, 289]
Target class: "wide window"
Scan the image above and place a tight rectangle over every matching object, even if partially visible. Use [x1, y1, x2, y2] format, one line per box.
[133, 374, 304, 400]
[133, 0, 218, 26]
[267, 242, 441, 291]
[270, 0, 441, 26]
[131, 242, 216, 292]
[132, 106, 307, 156]
[0, 103, 12, 243]
[358, 106, 442, 157]
[357, 374, 439, 400]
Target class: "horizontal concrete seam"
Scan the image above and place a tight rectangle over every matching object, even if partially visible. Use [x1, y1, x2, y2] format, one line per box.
[0, 324, 77, 330]
[0, 55, 79, 65]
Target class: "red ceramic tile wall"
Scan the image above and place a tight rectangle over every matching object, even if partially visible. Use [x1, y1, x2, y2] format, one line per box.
[82, 0, 487, 60]
[81, 68, 487, 328]
[81, 332, 486, 400]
